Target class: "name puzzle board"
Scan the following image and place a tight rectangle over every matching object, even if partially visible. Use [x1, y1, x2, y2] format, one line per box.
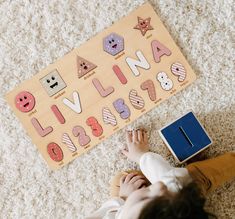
[6, 3, 197, 169]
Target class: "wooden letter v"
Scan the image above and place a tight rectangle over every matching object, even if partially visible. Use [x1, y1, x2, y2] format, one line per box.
[63, 91, 82, 114]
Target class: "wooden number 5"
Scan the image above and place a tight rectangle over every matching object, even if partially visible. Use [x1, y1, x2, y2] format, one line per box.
[86, 116, 103, 137]
[72, 126, 91, 147]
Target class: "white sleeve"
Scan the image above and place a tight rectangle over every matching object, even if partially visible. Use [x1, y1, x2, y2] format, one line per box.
[139, 152, 175, 184]
[85, 197, 125, 219]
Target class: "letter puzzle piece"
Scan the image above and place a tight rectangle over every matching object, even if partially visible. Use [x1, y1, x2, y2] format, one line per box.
[92, 78, 114, 97]
[126, 50, 150, 77]
[77, 56, 97, 78]
[63, 91, 82, 114]
[40, 70, 66, 97]
[151, 40, 171, 63]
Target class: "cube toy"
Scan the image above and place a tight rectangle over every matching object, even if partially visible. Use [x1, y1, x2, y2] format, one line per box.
[159, 112, 212, 163]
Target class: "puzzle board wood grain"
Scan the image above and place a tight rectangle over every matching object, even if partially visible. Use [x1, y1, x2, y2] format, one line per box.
[6, 2, 196, 170]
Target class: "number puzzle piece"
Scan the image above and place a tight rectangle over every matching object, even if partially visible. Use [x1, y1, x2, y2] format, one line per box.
[103, 33, 124, 56]
[171, 62, 186, 82]
[40, 70, 66, 97]
[134, 16, 153, 36]
[92, 78, 114, 97]
[47, 142, 63, 162]
[140, 80, 156, 101]
[62, 133, 77, 153]
[151, 40, 171, 63]
[102, 107, 117, 126]
[31, 117, 53, 137]
[15, 91, 35, 113]
[77, 56, 97, 78]
[157, 72, 173, 91]
[63, 91, 82, 114]
[112, 65, 127, 84]
[129, 89, 145, 110]
[72, 126, 91, 147]
[113, 98, 131, 120]
[126, 50, 150, 77]
[86, 116, 103, 137]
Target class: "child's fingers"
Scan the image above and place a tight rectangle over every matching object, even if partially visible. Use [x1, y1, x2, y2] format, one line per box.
[126, 131, 132, 143]
[121, 149, 129, 158]
[132, 130, 138, 142]
[137, 129, 143, 142]
[143, 131, 148, 143]
[134, 179, 147, 189]
[129, 175, 145, 184]
[120, 175, 127, 185]
[124, 173, 138, 183]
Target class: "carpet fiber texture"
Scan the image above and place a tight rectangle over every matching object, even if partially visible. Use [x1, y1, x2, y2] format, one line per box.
[0, 0, 234, 218]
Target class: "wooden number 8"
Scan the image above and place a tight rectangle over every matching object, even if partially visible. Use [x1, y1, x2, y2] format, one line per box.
[72, 126, 91, 147]
[86, 116, 103, 137]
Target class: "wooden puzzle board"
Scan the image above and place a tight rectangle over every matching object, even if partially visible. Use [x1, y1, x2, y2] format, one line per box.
[6, 3, 196, 170]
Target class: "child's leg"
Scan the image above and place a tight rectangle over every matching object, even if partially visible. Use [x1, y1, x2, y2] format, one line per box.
[110, 170, 145, 197]
[186, 152, 235, 195]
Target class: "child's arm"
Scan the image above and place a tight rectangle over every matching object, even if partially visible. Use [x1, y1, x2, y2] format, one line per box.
[86, 171, 147, 218]
[85, 197, 125, 219]
[122, 129, 178, 183]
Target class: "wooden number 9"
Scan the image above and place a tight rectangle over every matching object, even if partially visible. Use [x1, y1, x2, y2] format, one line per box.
[72, 126, 91, 147]
[86, 116, 103, 137]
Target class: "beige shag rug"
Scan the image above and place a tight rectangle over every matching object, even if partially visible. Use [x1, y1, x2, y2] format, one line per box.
[0, 0, 234, 218]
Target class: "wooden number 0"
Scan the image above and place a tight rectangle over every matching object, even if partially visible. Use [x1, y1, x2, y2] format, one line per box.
[72, 126, 91, 146]
[47, 142, 63, 162]
[86, 116, 103, 137]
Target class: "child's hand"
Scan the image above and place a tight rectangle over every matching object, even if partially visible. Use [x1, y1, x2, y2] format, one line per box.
[119, 172, 147, 200]
[122, 129, 149, 163]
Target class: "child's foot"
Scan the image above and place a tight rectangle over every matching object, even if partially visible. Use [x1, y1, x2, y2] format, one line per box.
[122, 128, 149, 163]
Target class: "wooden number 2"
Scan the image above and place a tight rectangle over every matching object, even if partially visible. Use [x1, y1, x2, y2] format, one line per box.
[72, 126, 91, 147]
[86, 116, 103, 137]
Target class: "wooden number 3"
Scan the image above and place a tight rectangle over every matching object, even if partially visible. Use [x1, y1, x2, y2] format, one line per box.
[86, 116, 103, 137]
[72, 126, 91, 147]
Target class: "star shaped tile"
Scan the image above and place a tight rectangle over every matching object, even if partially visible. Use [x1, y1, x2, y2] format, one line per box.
[134, 17, 153, 36]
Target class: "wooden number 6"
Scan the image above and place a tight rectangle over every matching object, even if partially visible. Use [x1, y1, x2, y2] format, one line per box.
[72, 126, 91, 147]
[86, 116, 103, 137]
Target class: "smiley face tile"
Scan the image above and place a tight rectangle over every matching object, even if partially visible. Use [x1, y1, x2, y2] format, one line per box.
[103, 33, 124, 56]
[15, 91, 35, 112]
[134, 17, 153, 36]
[40, 70, 66, 97]
[77, 56, 97, 78]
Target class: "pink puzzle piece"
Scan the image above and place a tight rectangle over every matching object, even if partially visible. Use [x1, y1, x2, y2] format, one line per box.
[15, 91, 35, 113]
[31, 117, 53, 137]
[92, 78, 114, 97]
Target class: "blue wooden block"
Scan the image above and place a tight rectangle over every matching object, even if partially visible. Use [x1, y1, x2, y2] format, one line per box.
[159, 112, 212, 163]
